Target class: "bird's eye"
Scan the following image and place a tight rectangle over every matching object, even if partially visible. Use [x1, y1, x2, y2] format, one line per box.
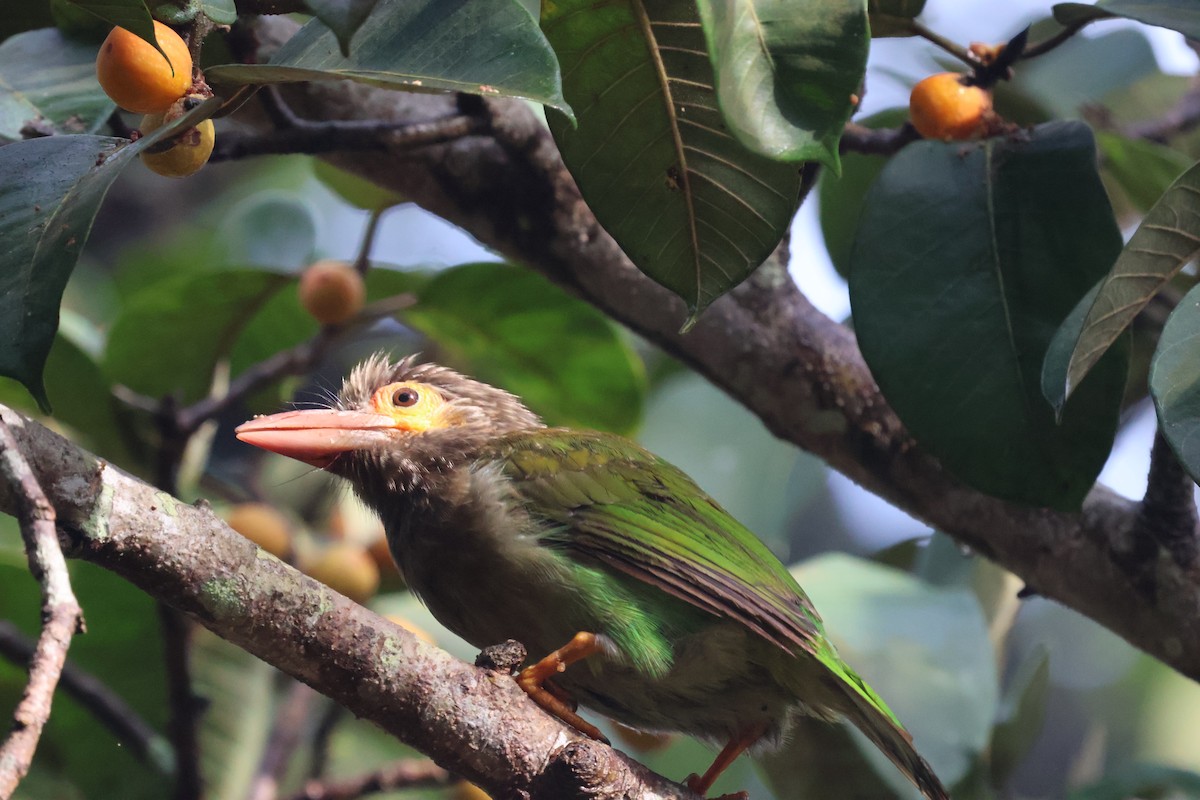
[392, 388, 419, 407]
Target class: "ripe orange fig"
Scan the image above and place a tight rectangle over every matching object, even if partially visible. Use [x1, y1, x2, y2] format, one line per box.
[384, 614, 437, 645]
[96, 20, 192, 114]
[909, 72, 993, 141]
[139, 99, 215, 178]
[303, 542, 381, 605]
[298, 260, 366, 325]
[225, 502, 292, 560]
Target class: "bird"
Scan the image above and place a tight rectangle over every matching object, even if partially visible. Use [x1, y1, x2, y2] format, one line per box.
[235, 355, 948, 799]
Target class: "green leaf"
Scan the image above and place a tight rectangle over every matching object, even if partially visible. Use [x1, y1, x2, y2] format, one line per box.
[1012, 26, 1157, 118]
[849, 121, 1127, 510]
[63, 0, 163, 55]
[104, 268, 292, 402]
[817, 107, 907, 279]
[778, 554, 997, 792]
[867, 0, 924, 36]
[205, 0, 570, 116]
[543, 0, 801, 316]
[404, 262, 646, 433]
[0, 97, 220, 409]
[1055, 0, 1200, 39]
[1096, 131, 1193, 214]
[1151, 283, 1200, 484]
[989, 646, 1050, 786]
[220, 191, 318, 271]
[152, 0, 236, 26]
[305, 0, 381, 56]
[192, 629, 275, 800]
[0, 311, 140, 469]
[1068, 763, 1200, 800]
[0, 135, 128, 409]
[694, 0, 867, 167]
[0, 29, 114, 142]
[312, 158, 406, 210]
[1047, 158, 1200, 409]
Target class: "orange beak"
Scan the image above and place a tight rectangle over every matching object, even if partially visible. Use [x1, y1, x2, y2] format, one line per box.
[235, 409, 397, 468]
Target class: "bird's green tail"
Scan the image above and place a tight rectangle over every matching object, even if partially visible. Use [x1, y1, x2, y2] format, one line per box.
[834, 677, 949, 800]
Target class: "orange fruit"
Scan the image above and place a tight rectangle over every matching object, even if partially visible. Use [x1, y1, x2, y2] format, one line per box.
[139, 100, 214, 178]
[96, 20, 192, 114]
[303, 542, 381, 605]
[298, 260, 366, 325]
[909, 72, 993, 141]
[225, 503, 292, 559]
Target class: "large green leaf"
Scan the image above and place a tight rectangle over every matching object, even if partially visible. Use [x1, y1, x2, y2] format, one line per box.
[104, 268, 292, 403]
[867, 0, 924, 36]
[989, 646, 1050, 786]
[766, 554, 997, 794]
[849, 122, 1127, 510]
[0, 28, 113, 142]
[1046, 159, 1200, 410]
[1012, 26, 1157, 119]
[0, 560, 171, 799]
[1069, 764, 1200, 800]
[304, 0, 381, 56]
[543, 0, 801, 316]
[403, 262, 646, 433]
[1151, 283, 1200, 484]
[1096, 131, 1193, 214]
[61, 0, 163, 54]
[694, 0, 867, 167]
[817, 107, 907, 279]
[0, 97, 220, 409]
[205, 0, 570, 116]
[0, 311, 140, 469]
[192, 630, 275, 800]
[1054, 0, 1200, 39]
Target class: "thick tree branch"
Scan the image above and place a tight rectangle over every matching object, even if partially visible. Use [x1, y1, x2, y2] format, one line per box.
[0, 418, 83, 798]
[0, 408, 700, 800]
[244, 64, 1200, 679]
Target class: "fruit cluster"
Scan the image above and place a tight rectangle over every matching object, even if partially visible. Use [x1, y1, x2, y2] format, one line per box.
[95, 21, 213, 177]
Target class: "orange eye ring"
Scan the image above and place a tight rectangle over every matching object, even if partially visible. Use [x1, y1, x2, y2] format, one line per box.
[372, 382, 445, 432]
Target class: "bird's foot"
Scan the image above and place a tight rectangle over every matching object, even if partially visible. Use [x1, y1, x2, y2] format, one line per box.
[516, 631, 609, 744]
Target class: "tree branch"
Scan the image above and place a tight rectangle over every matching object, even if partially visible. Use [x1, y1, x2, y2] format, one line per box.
[0, 417, 83, 798]
[0, 622, 173, 774]
[241, 58, 1200, 680]
[285, 759, 455, 800]
[0, 407, 701, 800]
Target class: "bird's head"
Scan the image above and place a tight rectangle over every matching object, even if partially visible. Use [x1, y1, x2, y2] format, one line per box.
[235, 355, 543, 487]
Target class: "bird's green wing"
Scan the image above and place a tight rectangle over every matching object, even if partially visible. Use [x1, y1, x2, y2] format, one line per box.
[490, 429, 824, 655]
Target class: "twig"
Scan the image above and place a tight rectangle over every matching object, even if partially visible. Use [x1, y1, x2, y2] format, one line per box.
[209, 113, 489, 162]
[0, 621, 174, 774]
[1120, 79, 1200, 144]
[306, 701, 345, 781]
[353, 209, 386, 276]
[841, 122, 920, 156]
[177, 333, 332, 434]
[0, 416, 84, 799]
[285, 759, 456, 800]
[1021, 18, 1096, 60]
[160, 603, 204, 800]
[247, 681, 318, 800]
[1138, 430, 1200, 568]
[909, 20, 976, 68]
